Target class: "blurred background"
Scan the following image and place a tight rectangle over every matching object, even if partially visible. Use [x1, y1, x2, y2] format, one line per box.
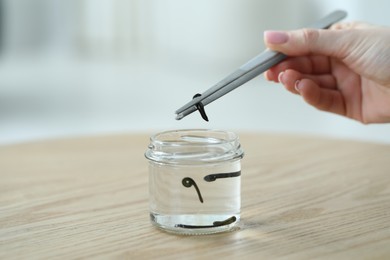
[0, 0, 389, 145]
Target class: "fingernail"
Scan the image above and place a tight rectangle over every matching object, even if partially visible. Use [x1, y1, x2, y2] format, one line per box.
[294, 80, 301, 92]
[278, 71, 284, 84]
[264, 71, 270, 81]
[264, 31, 289, 44]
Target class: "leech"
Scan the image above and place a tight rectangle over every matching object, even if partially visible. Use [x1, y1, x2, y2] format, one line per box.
[182, 177, 204, 203]
[193, 93, 209, 122]
[175, 216, 237, 229]
[212, 216, 237, 226]
[204, 171, 241, 182]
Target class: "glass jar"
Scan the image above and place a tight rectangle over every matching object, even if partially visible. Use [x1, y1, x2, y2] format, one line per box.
[145, 129, 244, 235]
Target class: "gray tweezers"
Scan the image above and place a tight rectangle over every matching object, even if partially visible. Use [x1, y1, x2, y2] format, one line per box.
[175, 10, 347, 121]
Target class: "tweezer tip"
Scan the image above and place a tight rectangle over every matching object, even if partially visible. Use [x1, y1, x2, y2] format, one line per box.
[175, 113, 184, 120]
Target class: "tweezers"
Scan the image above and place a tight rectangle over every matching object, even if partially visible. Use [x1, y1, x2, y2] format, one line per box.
[175, 10, 347, 121]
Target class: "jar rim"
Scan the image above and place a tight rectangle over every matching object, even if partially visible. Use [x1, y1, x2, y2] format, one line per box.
[151, 128, 238, 146]
[145, 129, 244, 164]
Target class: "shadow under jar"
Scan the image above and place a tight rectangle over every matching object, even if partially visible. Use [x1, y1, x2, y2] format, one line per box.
[145, 129, 244, 235]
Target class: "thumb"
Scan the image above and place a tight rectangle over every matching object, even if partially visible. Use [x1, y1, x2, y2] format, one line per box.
[264, 28, 349, 58]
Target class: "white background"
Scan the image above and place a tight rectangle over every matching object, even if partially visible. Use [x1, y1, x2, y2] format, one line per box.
[0, 0, 389, 144]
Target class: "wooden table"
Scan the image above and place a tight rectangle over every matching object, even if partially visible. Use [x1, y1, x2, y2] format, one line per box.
[1, 133, 390, 259]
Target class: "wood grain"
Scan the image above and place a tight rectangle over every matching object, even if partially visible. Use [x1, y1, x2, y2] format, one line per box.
[1, 133, 390, 259]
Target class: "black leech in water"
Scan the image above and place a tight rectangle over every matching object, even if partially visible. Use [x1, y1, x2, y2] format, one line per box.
[178, 172, 240, 229]
[175, 216, 237, 229]
[193, 93, 209, 122]
[204, 171, 241, 182]
[182, 177, 204, 203]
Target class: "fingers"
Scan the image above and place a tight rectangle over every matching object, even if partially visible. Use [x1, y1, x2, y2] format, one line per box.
[277, 70, 301, 94]
[269, 69, 337, 90]
[296, 79, 346, 116]
[275, 70, 345, 116]
[265, 55, 331, 81]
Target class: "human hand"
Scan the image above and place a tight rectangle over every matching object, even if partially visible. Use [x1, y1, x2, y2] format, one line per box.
[264, 22, 390, 123]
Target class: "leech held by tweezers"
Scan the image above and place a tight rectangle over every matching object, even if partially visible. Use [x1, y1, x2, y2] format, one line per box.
[175, 216, 237, 229]
[174, 10, 347, 121]
[193, 93, 209, 122]
[204, 171, 241, 182]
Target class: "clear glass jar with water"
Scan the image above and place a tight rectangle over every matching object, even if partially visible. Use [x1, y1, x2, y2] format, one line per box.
[145, 129, 244, 235]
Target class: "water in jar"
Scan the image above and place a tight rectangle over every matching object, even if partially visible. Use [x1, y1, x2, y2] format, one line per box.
[149, 159, 241, 235]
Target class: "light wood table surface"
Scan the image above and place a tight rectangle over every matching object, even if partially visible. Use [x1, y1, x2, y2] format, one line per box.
[1, 133, 390, 259]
